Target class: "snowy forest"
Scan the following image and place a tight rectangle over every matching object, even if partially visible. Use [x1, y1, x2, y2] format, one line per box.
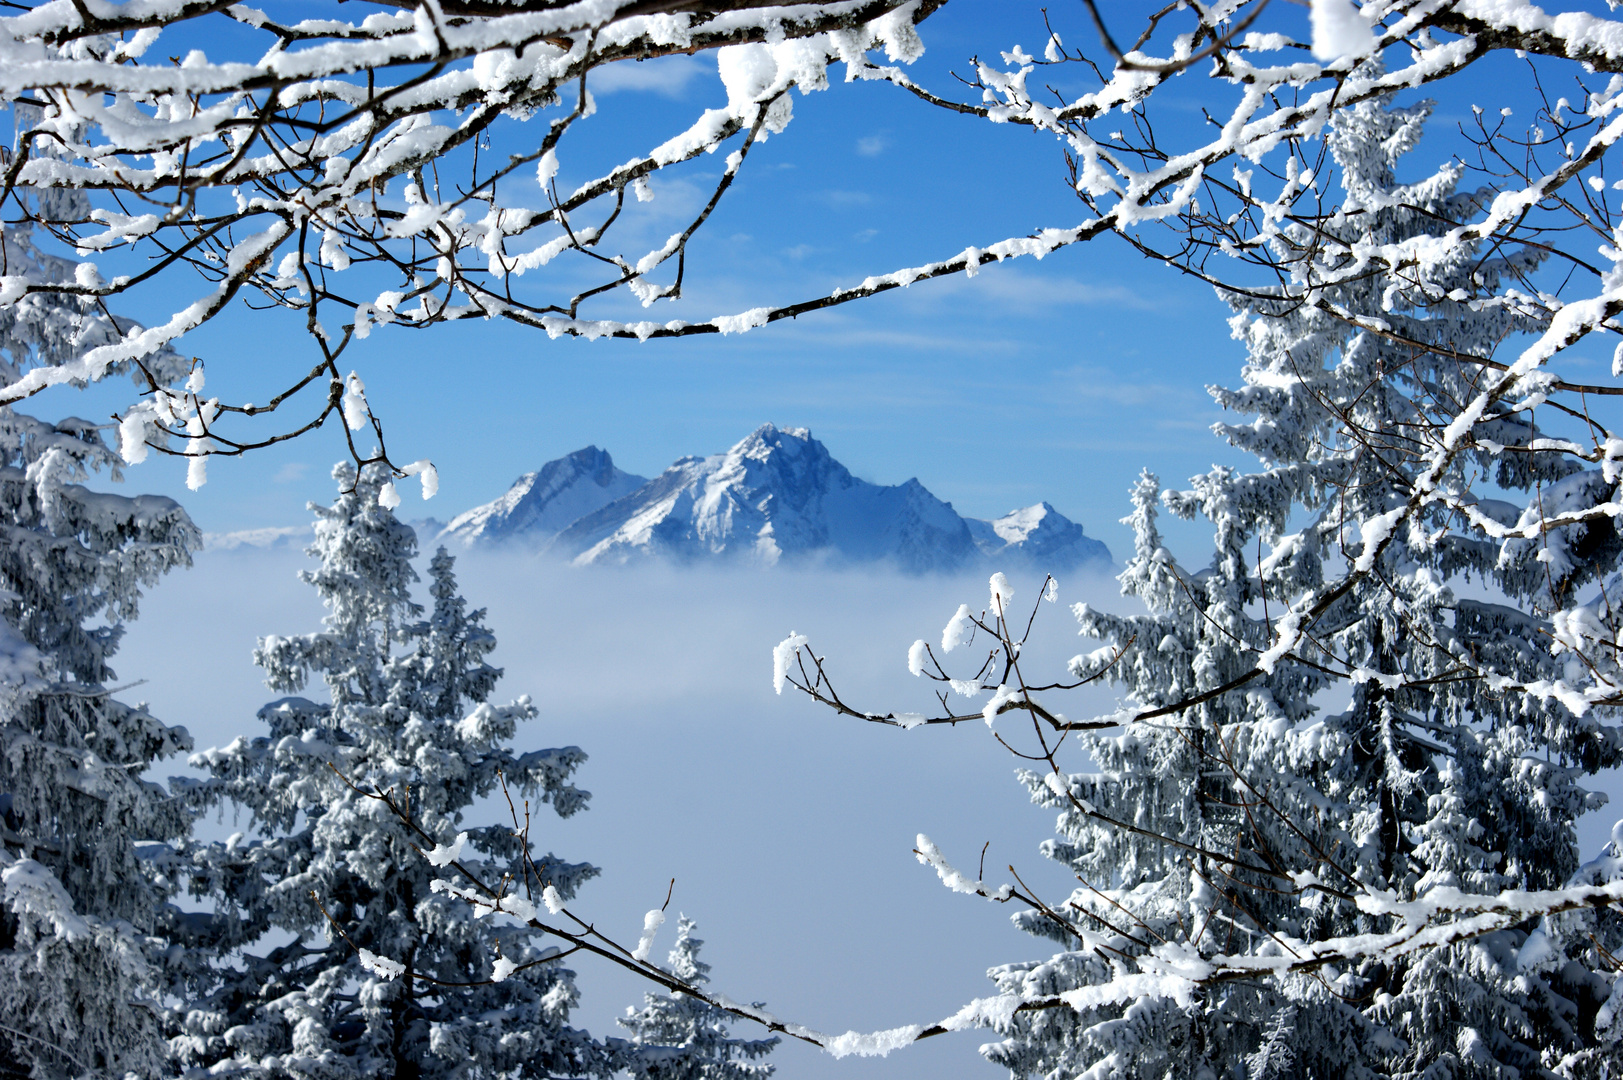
[10, 0, 1623, 1078]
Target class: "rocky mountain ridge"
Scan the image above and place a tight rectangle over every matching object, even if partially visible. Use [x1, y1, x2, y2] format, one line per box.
[434, 424, 1111, 573]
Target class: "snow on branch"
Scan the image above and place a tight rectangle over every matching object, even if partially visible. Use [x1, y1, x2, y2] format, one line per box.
[18, 0, 1623, 498]
[0, 0, 940, 484]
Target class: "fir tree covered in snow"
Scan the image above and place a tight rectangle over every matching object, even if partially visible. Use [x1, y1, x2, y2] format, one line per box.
[0, 217, 200, 1076]
[173, 462, 607, 1078]
[618, 916, 777, 1080]
[972, 88, 1623, 1079]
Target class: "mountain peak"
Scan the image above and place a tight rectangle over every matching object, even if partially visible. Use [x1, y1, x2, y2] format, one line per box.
[431, 427, 1112, 574]
[549, 426, 975, 571]
[436, 446, 646, 548]
[729, 424, 826, 472]
[992, 501, 1058, 545]
[745, 422, 811, 444]
[966, 501, 1109, 570]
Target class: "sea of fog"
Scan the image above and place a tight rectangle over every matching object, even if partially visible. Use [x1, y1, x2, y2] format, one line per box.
[113, 550, 1623, 1080]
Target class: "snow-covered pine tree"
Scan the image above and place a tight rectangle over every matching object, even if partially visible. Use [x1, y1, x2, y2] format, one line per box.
[0, 215, 200, 1076]
[618, 916, 777, 1080]
[968, 90, 1623, 1076]
[173, 463, 607, 1078]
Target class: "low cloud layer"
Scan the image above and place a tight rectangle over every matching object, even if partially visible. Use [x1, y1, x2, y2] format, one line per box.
[113, 551, 1623, 1078]
[120, 552, 1125, 1077]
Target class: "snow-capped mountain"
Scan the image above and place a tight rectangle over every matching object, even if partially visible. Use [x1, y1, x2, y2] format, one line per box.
[435, 446, 645, 549]
[276, 426, 1113, 573]
[965, 502, 1111, 571]
[202, 524, 312, 552]
[548, 424, 980, 572]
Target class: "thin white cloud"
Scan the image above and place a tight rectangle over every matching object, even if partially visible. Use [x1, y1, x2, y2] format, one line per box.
[916, 266, 1158, 311]
[590, 53, 715, 99]
[1054, 361, 1213, 413]
[856, 134, 888, 157]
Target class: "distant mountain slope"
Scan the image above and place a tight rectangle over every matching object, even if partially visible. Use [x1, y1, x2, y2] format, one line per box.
[435, 446, 645, 549]
[965, 502, 1112, 572]
[224, 429, 1113, 573]
[202, 525, 312, 552]
[548, 424, 980, 573]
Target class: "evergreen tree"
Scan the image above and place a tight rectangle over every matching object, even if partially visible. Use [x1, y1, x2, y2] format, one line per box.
[173, 463, 606, 1078]
[979, 90, 1623, 1077]
[0, 218, 200, 1076]
[618, 916, 777, 1080]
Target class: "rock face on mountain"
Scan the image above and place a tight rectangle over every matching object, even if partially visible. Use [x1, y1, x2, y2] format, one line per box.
[965, 502, 1112, 572]
[435, 446, 645, 549]
[428, 425, 1113, 573]
[548, 425, 979, 572]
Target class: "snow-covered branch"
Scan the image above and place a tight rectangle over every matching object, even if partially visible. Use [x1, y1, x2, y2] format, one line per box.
[0, 0, 939, 481]
[17, 0, 1623, 501]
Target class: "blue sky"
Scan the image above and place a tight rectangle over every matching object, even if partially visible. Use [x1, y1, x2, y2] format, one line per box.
[39, 0, 1265, 561]
[33, 1, 1621, 563]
